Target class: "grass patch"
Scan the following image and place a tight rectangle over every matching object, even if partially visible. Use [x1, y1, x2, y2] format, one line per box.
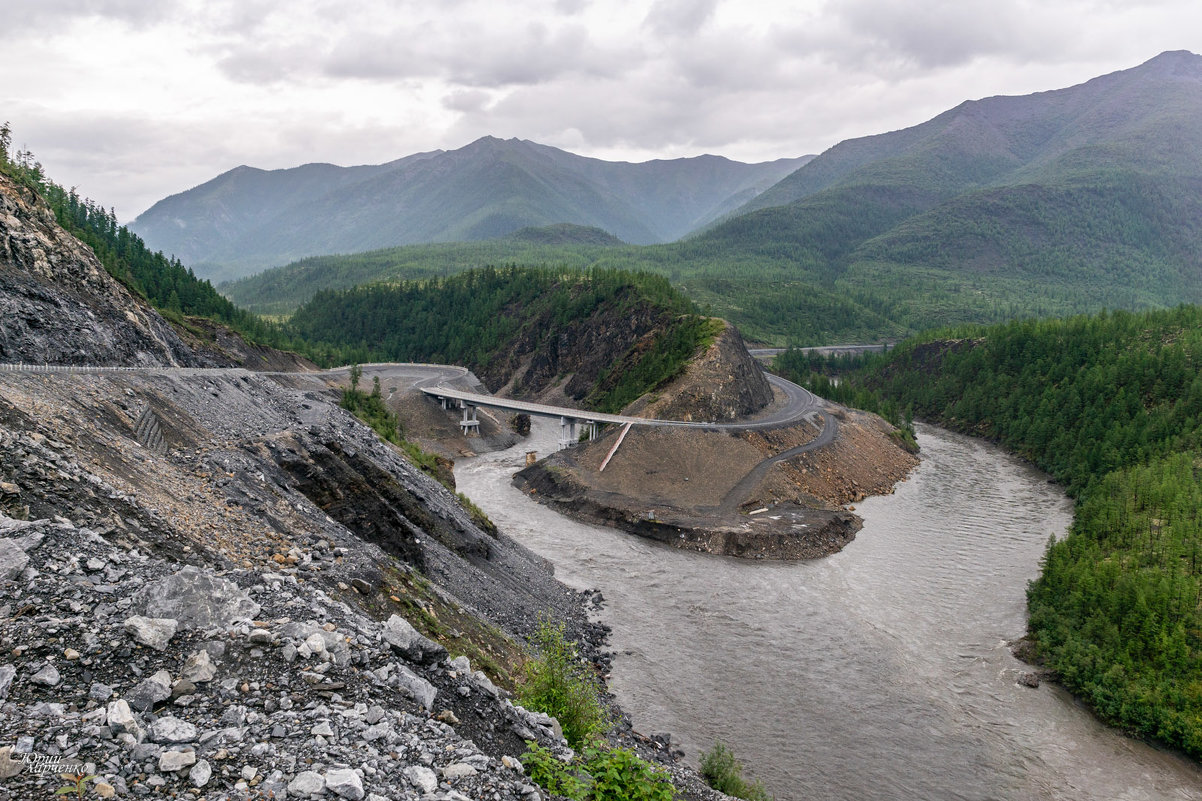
[700, 741, 772, 801]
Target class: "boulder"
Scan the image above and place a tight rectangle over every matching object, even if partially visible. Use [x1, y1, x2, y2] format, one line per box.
[30, 663, 60, 687]
[133, 566, 260, 629]
[159, 749, 197, 772]
[106, 700, 143, 738]
[0, 664, 16, 699]
[148, 716, 198, 744]
[189, 759, 212, 788]
[180, 650, 217, 683]
[287, 771, 326, 796]
[381, 614, 446, 665]
[404, 765, 438, 794]
[0, 539, 28, 582]
[126, 674, 172, 712]
[324, 768, 365, 801]
[395, 665, 437, 711]
[124, 616, 178, 651]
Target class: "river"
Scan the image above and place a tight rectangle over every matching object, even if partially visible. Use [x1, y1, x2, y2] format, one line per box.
[455, 421, 1202, 800]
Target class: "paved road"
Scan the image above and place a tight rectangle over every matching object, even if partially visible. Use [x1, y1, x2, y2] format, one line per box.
[0, 360, 826, 433]
[420, 373, 821, 432]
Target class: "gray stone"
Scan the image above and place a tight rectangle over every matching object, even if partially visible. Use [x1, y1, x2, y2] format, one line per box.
[395, 664, 437, 711]
[180, 650, 217, 683]
[449, 655, 471, 673]
[31, 663, 60, 687]
[381, 614, 447, 665]
[126, 673, 172, 712]
[471, 669, 501, 698]
[88, 681, 113, 701]
[107, 699, 143, 738]
[189, 759, 212, 788]
[134, 566, 260, 629]
[310, 721, 334, 737]
[219, 705, 247, 727]
[441, 762, 478, 780]
[149, 716, 198, 744]
[124, 615, 178, 651]
[0, 664, 15, 699]
[0, 539, 28, 582]
[288, 770, 326, 796]
[404, 765, 438, 794]
[0, 747, 23, 779]
[158, 749, 197, 772]
[362, 722, 390, 742]
[324, 768, 364, 801]
[248, 628, 273, 644]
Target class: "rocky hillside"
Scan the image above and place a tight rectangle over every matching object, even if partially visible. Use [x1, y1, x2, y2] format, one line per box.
[0, 174, 727, 799]
[0, 174, 208, 367]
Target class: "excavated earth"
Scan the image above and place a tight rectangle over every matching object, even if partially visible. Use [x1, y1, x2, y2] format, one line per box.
[511, 327, 919, 560]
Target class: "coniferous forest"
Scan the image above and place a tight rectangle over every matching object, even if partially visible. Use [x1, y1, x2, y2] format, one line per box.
[829, 307, 1202, 756]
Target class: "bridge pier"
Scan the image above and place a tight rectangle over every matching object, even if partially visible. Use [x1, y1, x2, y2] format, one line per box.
[559, 416, 578, 449]
[460, 401, 479, 436]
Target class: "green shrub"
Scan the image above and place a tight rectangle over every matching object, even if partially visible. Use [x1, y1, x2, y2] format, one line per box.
[700, 741, 772, 801]
[516, 619, 608, 748]
[522, 741, 589, 799]
[583, 745, 675, 801]
[521, 742, 676, 801]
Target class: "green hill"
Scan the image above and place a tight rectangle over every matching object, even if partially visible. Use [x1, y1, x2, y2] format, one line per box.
[287, 266, 721, 413]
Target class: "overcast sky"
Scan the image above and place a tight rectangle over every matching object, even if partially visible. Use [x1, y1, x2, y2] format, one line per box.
[5, 0, 1201, 220]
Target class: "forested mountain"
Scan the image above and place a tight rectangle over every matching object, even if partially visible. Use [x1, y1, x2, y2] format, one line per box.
[130, 137, 809, 282]
[223, 52, 1202, 346]
[688, 50, 1202, 327]
[288, 266, 722, 413]
[834, 306, 1202, 758]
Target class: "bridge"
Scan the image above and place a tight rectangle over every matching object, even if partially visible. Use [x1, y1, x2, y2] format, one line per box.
[421, 372, 823, 449]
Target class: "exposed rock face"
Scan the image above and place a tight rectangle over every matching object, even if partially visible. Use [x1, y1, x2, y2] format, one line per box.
[0, 174, 211, 366]
[481, 289, 672, 400]
[624, 320, 773, 421]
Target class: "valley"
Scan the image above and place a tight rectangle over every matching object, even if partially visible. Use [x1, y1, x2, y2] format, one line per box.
[6, 47, 1202, 801]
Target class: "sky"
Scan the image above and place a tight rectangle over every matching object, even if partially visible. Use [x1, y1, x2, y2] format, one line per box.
[5, 0, 1201, 221]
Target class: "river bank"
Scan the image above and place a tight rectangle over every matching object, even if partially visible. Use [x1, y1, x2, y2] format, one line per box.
[458, 420, 1202, 800]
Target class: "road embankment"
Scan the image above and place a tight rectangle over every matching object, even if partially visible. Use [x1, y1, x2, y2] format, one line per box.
[513, 403, 917, 560]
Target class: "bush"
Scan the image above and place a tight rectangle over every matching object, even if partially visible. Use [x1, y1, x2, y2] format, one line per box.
[583, 745, 675, 801]
[700, 741, 772, 801]
[516, 620, 608, 748]
[521, 742, 675, 801]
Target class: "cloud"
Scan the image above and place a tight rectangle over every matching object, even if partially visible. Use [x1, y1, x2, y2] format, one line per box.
[5, 0, 1202, 222]
[643, 0, 719, 37]
[3, 0, 181, 34]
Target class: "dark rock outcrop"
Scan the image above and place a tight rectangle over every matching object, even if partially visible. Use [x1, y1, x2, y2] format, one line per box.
[624, 320, 773, 421]
[0, 174, 212, 366]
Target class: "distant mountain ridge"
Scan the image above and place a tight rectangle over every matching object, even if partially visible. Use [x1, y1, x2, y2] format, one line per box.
[130, 138, 811, 282]
[732, 49, 1202, 218]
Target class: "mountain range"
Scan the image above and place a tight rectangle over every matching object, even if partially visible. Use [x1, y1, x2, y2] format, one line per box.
[130, 139, 811, 282]
[150, 50, 1202, 345]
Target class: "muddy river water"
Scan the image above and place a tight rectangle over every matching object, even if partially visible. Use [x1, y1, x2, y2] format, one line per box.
[456, 421, 1202, 800]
